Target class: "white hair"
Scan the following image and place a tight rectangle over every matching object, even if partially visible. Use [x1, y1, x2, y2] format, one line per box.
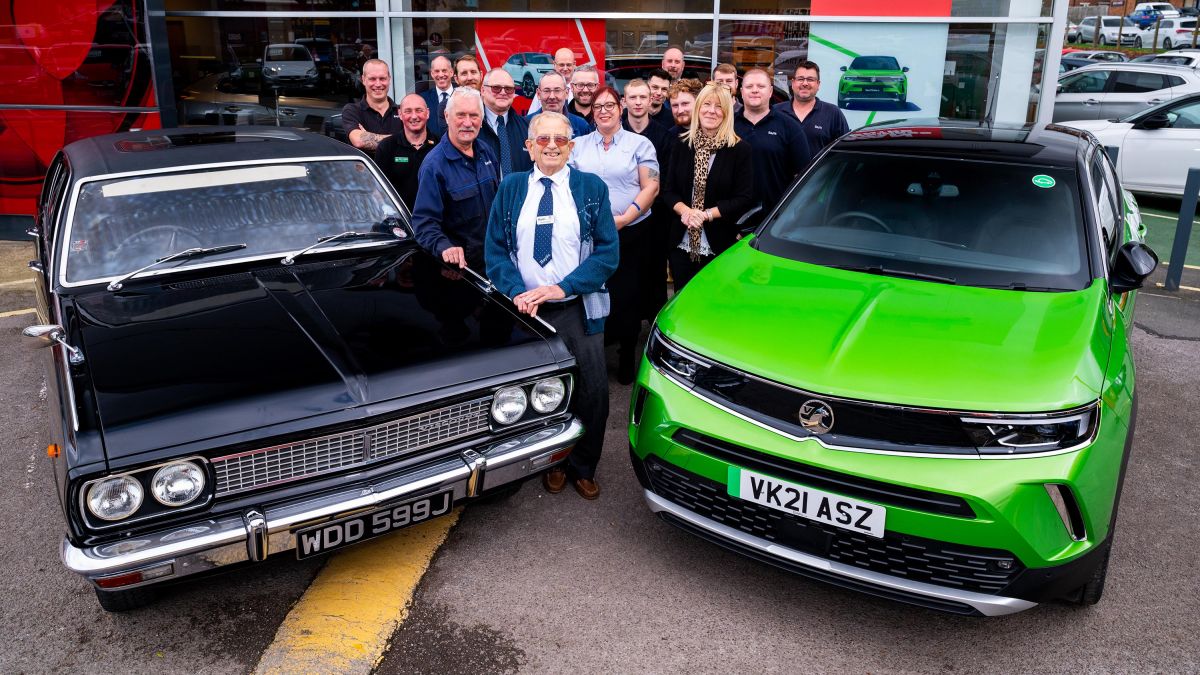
[527, 112, 573, 140]
[444, 87, 483, 120]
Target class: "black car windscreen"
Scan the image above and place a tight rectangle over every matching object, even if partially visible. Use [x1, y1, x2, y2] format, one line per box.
[756, 151, 1092, 291]
[65, 159, 403, 284]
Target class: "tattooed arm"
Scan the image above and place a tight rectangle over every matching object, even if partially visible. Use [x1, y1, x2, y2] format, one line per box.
[350, 124, 391, 151]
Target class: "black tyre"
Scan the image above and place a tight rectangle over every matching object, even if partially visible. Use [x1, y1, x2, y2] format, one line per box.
[1099, 35, 1108, 46]
[94, 585, 159, 612]
[522, 73, 536, 99]
[1067, 543, 1111, 606]
[1164, 37, 1173, 49]
[1135, 37, 1143, 48]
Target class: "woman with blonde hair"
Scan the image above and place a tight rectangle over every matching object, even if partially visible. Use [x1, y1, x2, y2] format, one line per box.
[661, 82, 754, 290]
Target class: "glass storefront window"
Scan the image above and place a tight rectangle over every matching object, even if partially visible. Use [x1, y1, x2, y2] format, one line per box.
[393, 0, 711, 13]
[169, 17, 380, 132]
[166, 0, 376, 12]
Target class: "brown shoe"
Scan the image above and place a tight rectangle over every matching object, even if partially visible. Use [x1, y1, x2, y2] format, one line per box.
[543, 468, 567, 494]
[574, 478, 600, 500]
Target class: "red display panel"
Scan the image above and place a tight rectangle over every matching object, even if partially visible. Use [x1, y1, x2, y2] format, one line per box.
[809, 0, 951, 17]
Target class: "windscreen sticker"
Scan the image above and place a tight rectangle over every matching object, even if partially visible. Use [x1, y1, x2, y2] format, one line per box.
[1032, 174, 1056, 189]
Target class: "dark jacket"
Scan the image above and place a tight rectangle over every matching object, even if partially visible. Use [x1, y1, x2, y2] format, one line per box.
[734, 108, 811, 221]
[411, 135, 500, 269]
[420, 88, 453, 138]
[484, 169, 619, 335]
[477, 110, 534, 178]
[661, 138, 755, 256]
[528, 110, 592, 139]
[773, 99, 850, 152]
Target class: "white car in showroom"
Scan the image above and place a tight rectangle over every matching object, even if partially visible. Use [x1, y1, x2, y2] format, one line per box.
[1062, 92, 1200, 196]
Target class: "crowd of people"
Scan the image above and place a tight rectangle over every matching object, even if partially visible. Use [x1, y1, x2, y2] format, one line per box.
[340, 48, 849, 501]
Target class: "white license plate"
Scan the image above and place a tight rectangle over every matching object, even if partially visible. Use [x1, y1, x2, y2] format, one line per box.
[293, 490, 452, 559]
[729, 467, 886, 538]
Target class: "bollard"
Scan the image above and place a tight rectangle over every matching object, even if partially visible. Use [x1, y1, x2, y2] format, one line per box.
[1164, 167, 1200, 292]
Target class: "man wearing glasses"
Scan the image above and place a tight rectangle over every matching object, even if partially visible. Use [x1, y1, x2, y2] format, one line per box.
[477, 68, 532, 179]
[484, 112, 618, 500]
[773, 60, 849, 152]
[527, 47, 576, 115]
[567, 65, 600, 129]
[529, 72, 591, 138]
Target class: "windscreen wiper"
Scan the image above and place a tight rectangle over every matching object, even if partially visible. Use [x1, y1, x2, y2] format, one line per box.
[978, 282, 1065, 292]
[281, 229, 401, 266]
[107, 243, 248, 291]
[833, 264, 957, 285]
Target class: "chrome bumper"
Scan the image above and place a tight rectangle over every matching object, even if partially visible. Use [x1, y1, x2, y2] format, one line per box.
[64, 420, 584, 589]
[643, 490, 1037, 617]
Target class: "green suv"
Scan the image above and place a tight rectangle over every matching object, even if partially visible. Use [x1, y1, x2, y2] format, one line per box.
[838, 55, 908, 108]
[629, 121, 1158, 616]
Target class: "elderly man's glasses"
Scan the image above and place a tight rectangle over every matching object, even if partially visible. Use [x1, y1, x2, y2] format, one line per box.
[485, 84, 516, 95]
[572, 82, 598, 90]
[534, 135, 571, 147]
[593, 102, 619, 112]
[793, 76, 819, 83]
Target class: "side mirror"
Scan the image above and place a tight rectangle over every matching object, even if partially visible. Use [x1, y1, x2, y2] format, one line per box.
[1138, 113, 1169, 129]
[1110, 241, 1158, 294]
[902, 66, 910, 72]
[840, 66, 847, 71]
[22, 324, 86, 364]
[737, 204, 764, 234]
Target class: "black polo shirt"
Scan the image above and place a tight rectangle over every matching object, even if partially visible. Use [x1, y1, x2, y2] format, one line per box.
[375, 132, 439, 210]
[341, 96, 405, 140]
[734, 108, 812, 223]
[650, 103, 674, 129]
[566, 99, 595, 129]
[772, 98, 850, 152]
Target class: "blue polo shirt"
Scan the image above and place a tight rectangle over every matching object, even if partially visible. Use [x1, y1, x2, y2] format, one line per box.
[734, 108, 812, 218]
[773, 98, 850, 152]
[411, 135, 500, 269]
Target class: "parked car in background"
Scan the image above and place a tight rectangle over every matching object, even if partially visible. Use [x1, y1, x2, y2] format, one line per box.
[1068, 49, 1130, 62]
[1133, 2, 1180, 19]
[262, 43, 318, 92]
[1078, 16, 1141, 46]
[1053, 62, 1200, 121]
[1128, 8, 1163, 30]
[1063, 92, 1200, 196]
[23, 127, 583, 611]
[630, 118, 1156, 616]
[1067, 21, 1081, 43]
[1136, 18, 1198, 49]
[504, 52, 555, 98]
[1148, 49, 1200, 68]
[1061, 56, 1103, 72]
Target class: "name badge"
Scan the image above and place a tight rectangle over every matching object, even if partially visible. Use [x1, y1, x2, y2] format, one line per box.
[536, 215, 554, 225]
[395, 157, 409, 163]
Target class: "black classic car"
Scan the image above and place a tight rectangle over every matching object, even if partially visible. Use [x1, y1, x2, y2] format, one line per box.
[23, 127, 583, 611]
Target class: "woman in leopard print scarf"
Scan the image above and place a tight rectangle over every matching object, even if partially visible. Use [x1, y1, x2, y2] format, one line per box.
[661, 82, 755, 291]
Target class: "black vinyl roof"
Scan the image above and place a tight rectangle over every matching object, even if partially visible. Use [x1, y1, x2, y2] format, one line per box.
[832, 119, 1089, 168]
[62, 126, 365, 179]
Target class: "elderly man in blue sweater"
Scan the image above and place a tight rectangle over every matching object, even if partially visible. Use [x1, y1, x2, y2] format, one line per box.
[485, 111, 619, 500]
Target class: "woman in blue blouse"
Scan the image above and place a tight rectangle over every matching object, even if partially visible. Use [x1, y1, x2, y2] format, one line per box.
[569, 85, 660, 384]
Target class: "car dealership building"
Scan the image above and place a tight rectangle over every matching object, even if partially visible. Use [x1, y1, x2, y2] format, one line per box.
[0, 0, 1068, 224]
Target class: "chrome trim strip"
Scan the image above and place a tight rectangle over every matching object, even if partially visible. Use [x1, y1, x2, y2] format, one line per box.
[61, 420, 583, 581]
[643, 490, 1036, 617]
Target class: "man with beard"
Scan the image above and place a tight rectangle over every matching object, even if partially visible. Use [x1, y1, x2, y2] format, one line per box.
[735, 68, 810, 227]
[773, 60, 849, 152]
[375, 93, 439, 209]
[454, 54, 482, 91]
[622, 78, 675, 319]
[530, 72, 591, 138]
[712, 63, 742, 114]
[419, 55, 455, 137]
[477, 68, 532, 179]
[342, 59, 404, 152]
[661, 47, 685, 81]
[567, 65, 599, 128]
[667, 78, 702, 136]
[647, 68, 675, 128]
[412, 87, 499, 271]
[527, 47, 576, 115]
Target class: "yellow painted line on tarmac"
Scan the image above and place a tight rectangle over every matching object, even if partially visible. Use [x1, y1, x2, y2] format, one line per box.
[0, 278, 34, 288]
[0, 307, 35, 318]
[253, 511, 460, 675]
[1155, 282, 1200, 293]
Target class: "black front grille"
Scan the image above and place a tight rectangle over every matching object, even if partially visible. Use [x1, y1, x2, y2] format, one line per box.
[673, 429, 975, 518]
[645, 456, 1021, 595]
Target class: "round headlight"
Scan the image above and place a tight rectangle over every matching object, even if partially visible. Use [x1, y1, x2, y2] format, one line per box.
[86, 476, 144, 521]
[530, 377, 566, 413]
[491, 386, 528, 424]
[151, 462, 207, 507]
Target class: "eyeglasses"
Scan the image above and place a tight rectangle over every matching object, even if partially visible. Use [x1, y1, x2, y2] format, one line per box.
[539, 87, 566, 96]
[572, 82, 598, 90]
[485, 84, 516, 95]
[792, 76, 819, 83]
[534, 135, 571, 147]
[594, 102, 618, 112]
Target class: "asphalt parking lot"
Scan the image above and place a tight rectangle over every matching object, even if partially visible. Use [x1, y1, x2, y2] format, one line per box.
[1, 226, 1198, 672]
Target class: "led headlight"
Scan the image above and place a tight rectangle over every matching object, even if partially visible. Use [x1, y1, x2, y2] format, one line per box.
[491, 386, 528, 424]
[87, 476, 144, 521]
[961, 404, 1099, 455]
[151, 461, 206, 507]
[531, 377, 566, 413]
[647, 328, 707, 383]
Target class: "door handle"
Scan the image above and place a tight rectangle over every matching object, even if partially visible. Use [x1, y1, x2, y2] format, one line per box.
[1148, 99, 1165, 104]
[1084, 99, 1100, 105]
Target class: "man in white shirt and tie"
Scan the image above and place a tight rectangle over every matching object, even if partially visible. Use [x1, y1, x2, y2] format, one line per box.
[420, 55, 455, 137]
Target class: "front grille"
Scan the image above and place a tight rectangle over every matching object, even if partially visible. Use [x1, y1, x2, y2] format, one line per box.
[213, 397, 491, 496]
[645, 456, 1021, 595]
